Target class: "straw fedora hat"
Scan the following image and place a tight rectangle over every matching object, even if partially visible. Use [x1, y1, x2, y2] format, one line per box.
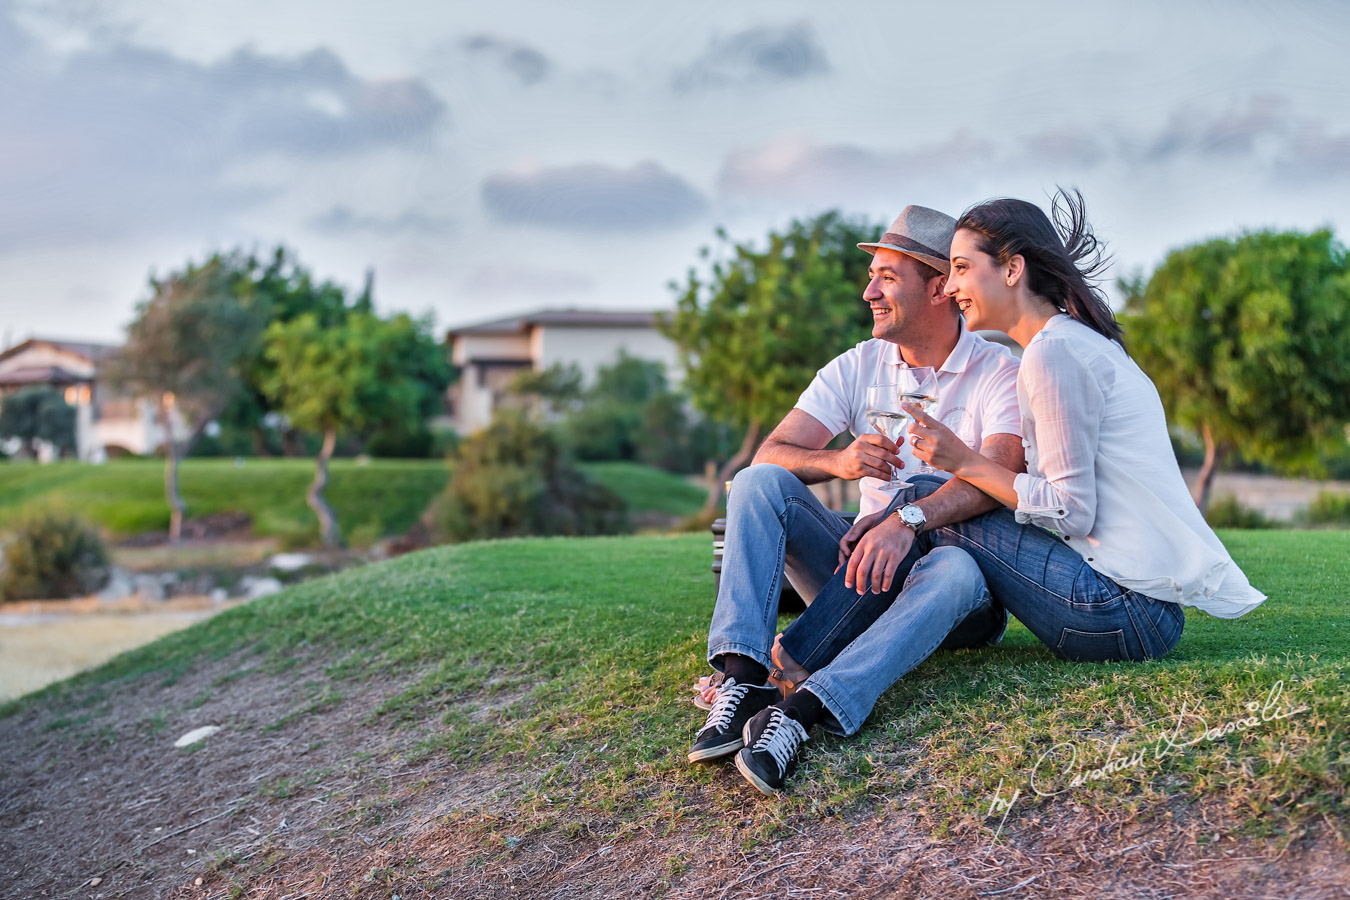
[857, 205, 956, 274]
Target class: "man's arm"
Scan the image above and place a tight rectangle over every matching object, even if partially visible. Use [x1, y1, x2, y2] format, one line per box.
[840, 432, 1026, 595]
[754, 409, 903, 485]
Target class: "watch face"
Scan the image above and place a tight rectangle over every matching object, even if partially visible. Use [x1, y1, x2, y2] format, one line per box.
[901, 505, 925, 526]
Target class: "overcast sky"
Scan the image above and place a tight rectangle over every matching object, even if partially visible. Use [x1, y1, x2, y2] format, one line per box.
[2, 0, 1349, 346]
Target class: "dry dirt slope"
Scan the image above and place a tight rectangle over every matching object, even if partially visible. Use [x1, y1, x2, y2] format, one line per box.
[2, 649, 1346, 900]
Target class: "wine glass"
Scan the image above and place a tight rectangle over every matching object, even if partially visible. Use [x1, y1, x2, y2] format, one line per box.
[864, 383, 907, 487]
[896, 366, 939, 474]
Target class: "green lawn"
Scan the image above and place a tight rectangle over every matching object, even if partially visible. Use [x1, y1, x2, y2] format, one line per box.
[7, 528, 1346, 849]
[0, 458, 706, 544]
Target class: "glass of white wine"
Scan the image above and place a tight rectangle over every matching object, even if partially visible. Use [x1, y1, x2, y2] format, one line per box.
[896, 366, 939, 474]
[864, 382, 908, 487]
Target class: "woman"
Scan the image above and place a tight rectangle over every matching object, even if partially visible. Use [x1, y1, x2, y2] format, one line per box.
[792, 188, 1264, 673]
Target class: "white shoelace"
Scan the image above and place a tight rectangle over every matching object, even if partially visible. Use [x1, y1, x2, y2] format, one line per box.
[751, 709, 809, 777]
[701, 678, 751, 733]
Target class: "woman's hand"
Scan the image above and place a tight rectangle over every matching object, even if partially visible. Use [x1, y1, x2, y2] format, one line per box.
[905, 403, 978, 474]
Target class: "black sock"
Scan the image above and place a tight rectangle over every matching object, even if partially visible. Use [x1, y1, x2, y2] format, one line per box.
[722, 654, 768, 687]
[781, 690, 824, 732]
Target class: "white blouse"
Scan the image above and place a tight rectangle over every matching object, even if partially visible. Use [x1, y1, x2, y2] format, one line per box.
[1012, 315, 1265, 618]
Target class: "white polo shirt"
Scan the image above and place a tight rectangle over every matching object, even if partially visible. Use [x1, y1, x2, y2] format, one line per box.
[795, 325, 1023, 516]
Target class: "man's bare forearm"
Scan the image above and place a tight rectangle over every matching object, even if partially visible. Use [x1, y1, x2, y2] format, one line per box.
[911, 476, 1001, 529]
[752, 440, 840, 484]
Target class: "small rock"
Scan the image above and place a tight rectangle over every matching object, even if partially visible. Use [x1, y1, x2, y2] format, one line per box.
[97, 568, 135, 602]
[132, 574, 166, 602]
[268, 553, 321, 580]
[89, 877, 102, 887]
[244, 576, 283, 599]
[195, 877, 203, 886]
[173, 726, 222, 748]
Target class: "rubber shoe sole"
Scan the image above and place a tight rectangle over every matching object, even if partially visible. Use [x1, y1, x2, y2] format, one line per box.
[734, 747, 781, 795]
[687, 733, 742, 763]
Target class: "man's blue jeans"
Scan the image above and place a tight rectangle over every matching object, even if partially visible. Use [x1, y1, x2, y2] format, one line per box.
[706, 465, 1003, 735]
[780, 480, 1186, 684]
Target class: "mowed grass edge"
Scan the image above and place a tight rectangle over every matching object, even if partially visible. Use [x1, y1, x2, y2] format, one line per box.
[0, 458, 707, 543]
[3, 529, 1346, 852]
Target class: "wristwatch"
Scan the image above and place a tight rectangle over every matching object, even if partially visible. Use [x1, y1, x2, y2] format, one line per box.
[894, 504, 926, 532]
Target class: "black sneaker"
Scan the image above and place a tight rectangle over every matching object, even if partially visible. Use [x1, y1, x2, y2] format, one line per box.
[687, 678, 778, 763]
[734, 706, 809, 795]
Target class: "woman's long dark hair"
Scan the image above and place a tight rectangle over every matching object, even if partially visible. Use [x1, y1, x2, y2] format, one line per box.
[956, 188, 1125, 350]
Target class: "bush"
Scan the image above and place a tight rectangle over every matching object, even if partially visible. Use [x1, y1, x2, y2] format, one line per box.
[0, 512, 110, 601]
[1204, 495, 1278, 530]
[1300, 491, 1350, 526]
[431, 412, 628, 542]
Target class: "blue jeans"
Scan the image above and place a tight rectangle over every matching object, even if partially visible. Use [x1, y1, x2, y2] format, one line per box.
[707, 466, 1001, 733]
[801, 546, 992, 735]
[781, 481, 1186, 675]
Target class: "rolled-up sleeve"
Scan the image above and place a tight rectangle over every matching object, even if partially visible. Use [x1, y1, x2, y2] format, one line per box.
[1013, 340, 1104, 536]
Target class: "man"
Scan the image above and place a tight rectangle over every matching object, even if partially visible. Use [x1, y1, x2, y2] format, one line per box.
[689, 205, 1026, 794]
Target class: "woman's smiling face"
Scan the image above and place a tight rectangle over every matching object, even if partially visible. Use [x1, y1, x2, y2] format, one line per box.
[945, 228, 1010, 332]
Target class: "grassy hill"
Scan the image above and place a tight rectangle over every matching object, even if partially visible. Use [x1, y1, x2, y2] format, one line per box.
[0, 458, 707, 545]
[1, 529, 1346, 896]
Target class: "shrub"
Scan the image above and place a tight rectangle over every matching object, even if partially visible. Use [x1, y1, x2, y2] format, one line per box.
[1300, 491, 1350, 526]
[0, 512, 110, 601]
[1204, 495, 1278, 530]
[431, 412, 629, 542]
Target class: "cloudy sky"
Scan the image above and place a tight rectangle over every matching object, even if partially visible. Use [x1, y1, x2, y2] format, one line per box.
[2, 0, 1349, 346]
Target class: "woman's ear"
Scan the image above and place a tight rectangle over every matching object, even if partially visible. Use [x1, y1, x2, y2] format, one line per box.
[1005, 254, 1026, 287]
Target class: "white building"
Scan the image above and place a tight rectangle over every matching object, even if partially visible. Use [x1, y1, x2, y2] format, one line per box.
[445, 309, 679, 434]
[0, 338, 187, 461]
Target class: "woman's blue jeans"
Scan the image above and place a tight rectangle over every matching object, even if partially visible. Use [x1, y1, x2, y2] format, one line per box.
[779, 482, 1186, 681]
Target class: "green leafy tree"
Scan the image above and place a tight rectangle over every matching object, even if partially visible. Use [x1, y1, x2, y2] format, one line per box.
[663, 211, 881, 510]
[509, 363, 584, 418]
[109, 254, 268, 540]
[0, 388, 76, 459]
[1121, 229, 1350, 510]
[215, 247, 370, 457]
[262, 311, 450, 547]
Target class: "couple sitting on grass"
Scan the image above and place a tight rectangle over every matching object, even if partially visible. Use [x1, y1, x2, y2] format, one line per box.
[689, 189, 1267, 796]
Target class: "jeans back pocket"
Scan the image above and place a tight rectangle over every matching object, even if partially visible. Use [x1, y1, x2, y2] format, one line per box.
[1055, 627, 1127, 662]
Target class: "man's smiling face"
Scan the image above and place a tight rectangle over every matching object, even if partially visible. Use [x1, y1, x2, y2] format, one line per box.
[863, 247, 938, 342]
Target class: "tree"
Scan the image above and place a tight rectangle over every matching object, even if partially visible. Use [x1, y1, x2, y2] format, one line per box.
[262, 311, 450, 547]
[430, 410, 628, 542]
[214, 247, 369, 457]
[0, 388, 76, 459]
[109, 254, 268, 540]
[662, 211, 882, 511]
[1121, 229, 1350, 510]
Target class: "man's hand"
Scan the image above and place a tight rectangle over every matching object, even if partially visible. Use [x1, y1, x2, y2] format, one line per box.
[843, 513, 916, 596]
[838, 509, 886, 565]
[831, 433, 904, 481]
